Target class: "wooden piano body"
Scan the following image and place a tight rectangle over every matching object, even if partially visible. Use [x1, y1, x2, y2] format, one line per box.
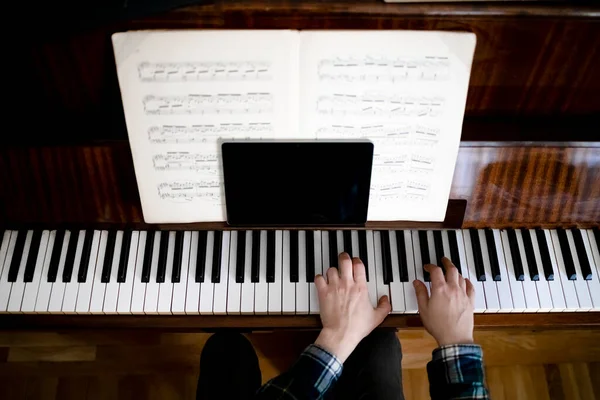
[1, 0, 599, 330]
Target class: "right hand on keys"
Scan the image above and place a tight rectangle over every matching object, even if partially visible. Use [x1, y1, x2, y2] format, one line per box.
[414, 257, 476, 347]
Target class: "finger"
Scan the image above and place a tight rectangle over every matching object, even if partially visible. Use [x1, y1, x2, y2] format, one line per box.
[326, 267, 340, 285]
[375, 295, 392, 322]
[465, 278, 476, 304]
[424, 264, 445, 289]
[315, 274, 327, 293]
[441, 257, 459, 285]
[352, 257, 367, 283]
[413, 280, 429, 312]
[339, 252, 354, 281]
[459, 275, 466, 292]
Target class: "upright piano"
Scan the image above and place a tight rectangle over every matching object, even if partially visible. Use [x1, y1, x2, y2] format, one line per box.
[1, 0, 599, 330]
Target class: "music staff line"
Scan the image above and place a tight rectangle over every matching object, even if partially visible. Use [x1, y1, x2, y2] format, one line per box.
[153, 152, 220, 174]
[148, 123, 273, 144]
[370, 179, 431, 202]
[316, 124, 440, 145]
[157, 181, 222, 202]
[143, 93, 273, 115]
[138, 61, 273, 82]
[317, 93, 444, 117]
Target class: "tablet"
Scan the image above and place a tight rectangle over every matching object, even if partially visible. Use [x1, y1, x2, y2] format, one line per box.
[222, 140, 373, 226]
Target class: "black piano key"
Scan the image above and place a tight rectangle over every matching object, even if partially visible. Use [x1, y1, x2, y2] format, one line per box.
[395, 231, 409, 282]
[328, 231, 338, 268]
[343, 230, 352, 256]
[172, 231, 184, 283]
[433, 230, 444, 268]
[507, 229, 525, 281]
[380, 231, 393, 284]
[62, 230, 80, 283]
[266, 230, 275, 283]
[155, 231, 170, 283]
[469, 229, 486, 281]
[520, 229, 539, 281]
[358, 230, 369, 281]
[23, 231, 43, 282]
[141, 232, 155, 283]
[556, 228, 577, 280]
[47, 230, 65, 283]
[306, 232, 315, 283]
[117, 230, 133, 283]
[251, 231, 260, 283]
[418, 230, 430, 282]
[212, 231, 223, 283]
[571, 229, 592, 280]
[290, 230, 299, 283]
[101, 230, 118, 283]
[8, 231, 27, 282]
[236, 231, 246, 283]
[447, 230, 462, 275]
[195, 231, 208, 283]
[484, 229, 502, 281]
[535, 229, 554, 281]
[77, 230, 95, 283]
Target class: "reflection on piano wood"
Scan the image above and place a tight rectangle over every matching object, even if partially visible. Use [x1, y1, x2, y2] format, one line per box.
[317, 93, 444, 117]
[157, 181, 221, 201]
[152, 153, 219, 173]
[138, 61, 272, 82]
[143, 93, 273, 115]
[319, 55, 450, 82]
[148, 123, 273, 144]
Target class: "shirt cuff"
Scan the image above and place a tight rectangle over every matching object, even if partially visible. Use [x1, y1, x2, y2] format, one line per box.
[432, 344, 483, 362]
[431, 344, 483, 383]
[302, 344, 344, 392]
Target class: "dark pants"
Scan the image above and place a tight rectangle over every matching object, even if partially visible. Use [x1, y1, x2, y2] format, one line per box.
[196, 330, 404, 400]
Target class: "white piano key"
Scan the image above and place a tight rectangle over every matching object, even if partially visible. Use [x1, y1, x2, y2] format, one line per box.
[500, 230, 526, 312]
[185, 231, 201, 314]
[296, 231, 309, 315]
[157, 231, 176, 315]
[255, 230, 269, 315]
[130, 231, 148, 314]
[240, 231, 254, 314]
[426, 230, 437, 267]
[576, 231, 600, 311]
[549, 230, 579, 310]
[226, 231, 241, 315]
[62, 231, 85, 313]
[199, 231, 215, 314]
[0, 231, 16, 312]
[514, 230, 540, 312]
[144, 231, 162, 314]
[103, 231, 124, 314]
[477, 230, 501, 313]
[309, 231, 322, 315]
[337, 230, 344, 254]
[373, 231, 390, 302]
[351, 230, 360, 260]
[461, 229, 487, 313]
[521, 230, 553, 312]
[441, 231, 451, 261]
[7, 231, 34, 312]
[21, 231, 51, 312]
[403, 231, 419, 314]
[282, 231, 295, 315]
[455, 230, 472, 286]
[588, 230, 600, 269]
[171, 231, 191, 315]
[565, 230, 593, 311]
[213, 231, 230, 315]
[388, 231, 405, 314]
[117, 231, 141, 314]
[0, 231, 12, 279]
[47, 231, 71, 313]
[34, 231, 57, 312]
[74, 230, 101, 313]
[365, 230, 378, 307]
[89, 231, 109, 313]
[536, 229, 565, 311]
[321, 231, 330, 276]
[268, 230, 283, 314]
[411, 230, 430, 295]
[491, 229, 515, 312]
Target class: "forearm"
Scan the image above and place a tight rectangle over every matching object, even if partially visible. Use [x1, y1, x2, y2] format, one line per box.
[426, 344, 490, 400]
[255, 344, 343, 400]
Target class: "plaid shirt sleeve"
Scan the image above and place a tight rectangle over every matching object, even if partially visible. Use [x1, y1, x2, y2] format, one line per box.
[255, 344, 343, 400]
[427, 344, 490, 400]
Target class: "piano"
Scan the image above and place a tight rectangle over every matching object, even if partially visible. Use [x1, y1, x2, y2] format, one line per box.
[1, 0, 599, 330]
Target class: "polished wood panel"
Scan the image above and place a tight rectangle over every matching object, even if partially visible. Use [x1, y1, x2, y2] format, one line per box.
[10, 0, 600, 144]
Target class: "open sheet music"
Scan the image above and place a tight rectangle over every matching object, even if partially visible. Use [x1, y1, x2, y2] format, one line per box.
[112, 30, 475, 223]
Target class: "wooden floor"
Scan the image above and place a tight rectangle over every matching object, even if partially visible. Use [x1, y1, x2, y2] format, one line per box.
[0, 328, 598, 399]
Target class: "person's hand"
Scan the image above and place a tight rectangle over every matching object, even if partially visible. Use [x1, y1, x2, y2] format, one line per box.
[414, 257, 475, 347]
[314, 253, 391, 362]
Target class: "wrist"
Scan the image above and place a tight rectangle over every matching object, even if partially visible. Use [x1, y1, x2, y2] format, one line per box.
[436, 335, 474, 347]
[315, 328, 359, 363]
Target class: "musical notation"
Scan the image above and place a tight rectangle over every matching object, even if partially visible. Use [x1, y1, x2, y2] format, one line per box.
[143, 93, 273, 115]
[414, 125, 440, 145]
[152, 152, 219, 174]
[318, 56, 450, 83]
[410, 154, 435, 173]
[317, 93, 444, 117]
[373, 154, 408, 169]
[157, 181, 221, 201]
[148, 123, 273, 144]
[316, 124, 441, 147]
[138, 61, 272, 82]
[405, 180, 430, 200]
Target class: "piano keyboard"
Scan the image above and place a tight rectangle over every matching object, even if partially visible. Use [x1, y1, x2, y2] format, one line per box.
[0, 228, 599, 315]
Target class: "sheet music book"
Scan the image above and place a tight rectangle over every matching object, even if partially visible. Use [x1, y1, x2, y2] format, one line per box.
[112, 30, 476, 223]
